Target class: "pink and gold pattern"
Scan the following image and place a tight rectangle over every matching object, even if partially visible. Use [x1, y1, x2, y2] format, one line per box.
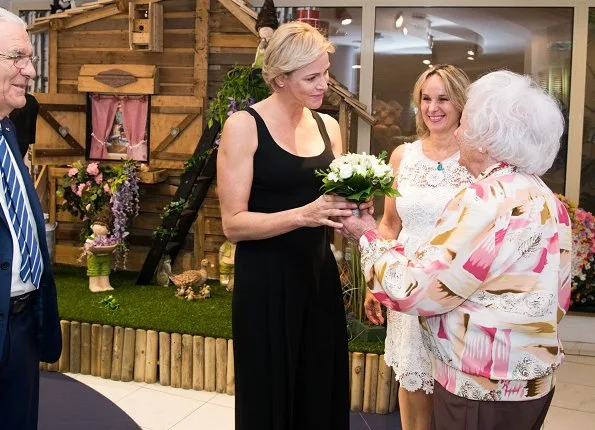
[360, 163, 571, 401]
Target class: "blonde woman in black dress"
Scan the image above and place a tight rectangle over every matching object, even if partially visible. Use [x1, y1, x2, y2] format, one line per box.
[217, 21, 362, 430]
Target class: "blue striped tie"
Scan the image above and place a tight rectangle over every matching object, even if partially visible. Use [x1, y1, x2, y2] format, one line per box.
[0, 125, 42, 289]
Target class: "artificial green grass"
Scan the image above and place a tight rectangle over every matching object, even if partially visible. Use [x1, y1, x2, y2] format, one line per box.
[53, 264, 385, 354]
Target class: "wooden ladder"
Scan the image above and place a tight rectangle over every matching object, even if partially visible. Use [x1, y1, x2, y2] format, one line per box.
[136, 120, 221, 285]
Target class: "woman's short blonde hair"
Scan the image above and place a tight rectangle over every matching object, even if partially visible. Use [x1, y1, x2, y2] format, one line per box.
[412, 64, 470, 139]
[262, 21, 335, 90]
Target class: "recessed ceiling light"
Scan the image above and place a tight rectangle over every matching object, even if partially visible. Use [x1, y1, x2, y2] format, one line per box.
[341, 18, 352, 26]
[422, 59, 431, 65]
[467, 56, 475, 61]
[467, 50, 475, 56]
[428, 64, 433, 68]
[352, 64, 361, 69]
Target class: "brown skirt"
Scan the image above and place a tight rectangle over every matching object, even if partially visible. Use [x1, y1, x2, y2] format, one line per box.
[430, 380, 554, 430]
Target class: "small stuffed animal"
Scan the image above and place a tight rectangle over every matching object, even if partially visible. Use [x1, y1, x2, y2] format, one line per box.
[155, 255, 172, 287]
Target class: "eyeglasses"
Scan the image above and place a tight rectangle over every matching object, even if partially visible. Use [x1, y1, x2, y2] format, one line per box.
[0, 53, 39, 69]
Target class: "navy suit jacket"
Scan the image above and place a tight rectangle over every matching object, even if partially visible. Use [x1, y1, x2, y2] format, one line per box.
[0, 117, 61, 363]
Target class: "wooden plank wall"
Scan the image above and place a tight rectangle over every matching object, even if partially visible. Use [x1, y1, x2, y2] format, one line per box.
[56, 0, 197, 96]
[43, 0, 256, 277]
[207, 0, 258, 99]
[195, 182, 225, 279]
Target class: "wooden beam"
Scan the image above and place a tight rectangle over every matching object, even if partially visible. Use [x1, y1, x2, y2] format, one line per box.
[216, 0, 257, 37]
[49, 29, 58, 93]
[115, 0, 128, 12]
[195, 0, 210, 99]
[150, 106, 202, 114]
[34, 165, 49, 213]
[229, 0, 257, 19]
[39, 104, 86, 112]
[152, 113, 199, 154]
[37, 108, 85, 155]
[62, 5, 122, 31]
[35, 149, 86, 157]
[154, 152, 192, 161]
[210, 33, 257, 49]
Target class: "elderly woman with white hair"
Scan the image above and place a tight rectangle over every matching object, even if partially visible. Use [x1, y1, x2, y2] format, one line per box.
[340, 70, 572, 430]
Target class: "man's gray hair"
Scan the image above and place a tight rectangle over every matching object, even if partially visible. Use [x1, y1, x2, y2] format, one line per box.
[462, 70, 564, 176]
[0, 8, 27, 27]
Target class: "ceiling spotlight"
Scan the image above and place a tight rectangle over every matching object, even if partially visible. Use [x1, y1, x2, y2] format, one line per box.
[395, 13, 404, 28]
[467, 56, 475, 61]
[422, 59, 431, 65]
[467, 50, 475, 56]
[402, 26, 408, 36]
[337, 8, 353, 26]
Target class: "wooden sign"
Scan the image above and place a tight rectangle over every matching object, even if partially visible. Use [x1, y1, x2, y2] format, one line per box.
[94, 69, 138, 89]
[78, 64, 159, 94]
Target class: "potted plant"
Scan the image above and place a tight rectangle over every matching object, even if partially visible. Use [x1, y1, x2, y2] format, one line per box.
[57, 160, 140, 270]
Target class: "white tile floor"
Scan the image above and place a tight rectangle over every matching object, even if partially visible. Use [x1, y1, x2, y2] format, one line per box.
[66, 373, 235, 430]
[69, 345, 595, 430]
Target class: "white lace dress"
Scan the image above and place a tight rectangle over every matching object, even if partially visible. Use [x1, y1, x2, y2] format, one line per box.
[384, 140, 473, 394]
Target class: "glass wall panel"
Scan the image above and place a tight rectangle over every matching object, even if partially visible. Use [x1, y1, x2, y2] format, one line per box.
[581, 10, 595, 211]
[259, 6, 362, 96]
[372, 8, 572, 197]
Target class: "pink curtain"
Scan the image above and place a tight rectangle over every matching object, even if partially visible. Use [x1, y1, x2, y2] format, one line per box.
[90, 95, 119, 159]
[120, 96, 149, 161]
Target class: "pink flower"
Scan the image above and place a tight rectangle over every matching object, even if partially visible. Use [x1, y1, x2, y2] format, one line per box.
[86, 163, 99, 176]
[104, 184, 110, 192]
[76, 183, 85, 197]
[95, 173, 103, 184]
[71, 184, 77, 193]
[68, 168, 78, 177]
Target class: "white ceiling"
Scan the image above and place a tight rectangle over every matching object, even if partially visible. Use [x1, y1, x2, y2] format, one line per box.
[317, 7, 572, 56]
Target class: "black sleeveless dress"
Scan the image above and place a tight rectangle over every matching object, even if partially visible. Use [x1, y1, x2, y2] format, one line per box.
[232, 107, 349, 430]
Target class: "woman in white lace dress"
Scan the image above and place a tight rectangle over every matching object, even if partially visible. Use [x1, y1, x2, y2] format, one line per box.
[365, 65, 473, 430]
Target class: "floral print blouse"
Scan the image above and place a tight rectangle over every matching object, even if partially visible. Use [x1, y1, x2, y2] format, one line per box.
[360, 162, 572, 401]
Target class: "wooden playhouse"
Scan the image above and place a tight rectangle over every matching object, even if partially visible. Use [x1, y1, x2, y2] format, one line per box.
[28, 0, 373, 278]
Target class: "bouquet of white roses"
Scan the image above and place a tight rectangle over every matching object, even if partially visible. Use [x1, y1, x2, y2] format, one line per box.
[315, 151, 398, 204]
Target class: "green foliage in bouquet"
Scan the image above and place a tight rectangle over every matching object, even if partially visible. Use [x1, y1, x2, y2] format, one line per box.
[316, 151, 399, 202]
[207, 65, 271, 130]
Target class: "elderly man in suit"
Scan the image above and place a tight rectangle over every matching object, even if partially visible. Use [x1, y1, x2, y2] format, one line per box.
[0, 8, 61, 430]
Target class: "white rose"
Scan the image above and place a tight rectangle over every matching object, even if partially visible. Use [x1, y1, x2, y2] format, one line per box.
[327, 172, 338, 182]
[354, 165, 367, 176]
[339, 164, 353, 179]
[373, 164, 387, 178]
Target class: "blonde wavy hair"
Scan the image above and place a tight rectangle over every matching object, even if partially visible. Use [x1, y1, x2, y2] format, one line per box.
[262, 21, 335, 91]
[412, 64, 470, 139]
